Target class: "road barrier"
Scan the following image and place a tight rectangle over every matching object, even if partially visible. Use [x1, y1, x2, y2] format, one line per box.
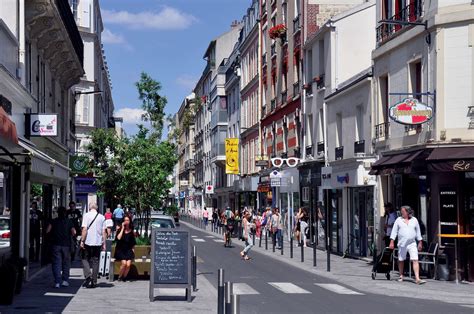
[192, 246, 197, 292]
[225, 281, 233, 314]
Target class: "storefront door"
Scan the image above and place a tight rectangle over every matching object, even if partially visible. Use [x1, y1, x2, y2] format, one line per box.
[350, 187, 374, 257]
[329, 189, 343, 254]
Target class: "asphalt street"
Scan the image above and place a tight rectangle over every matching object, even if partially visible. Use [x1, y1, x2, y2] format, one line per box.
[182, 224, 472, 314]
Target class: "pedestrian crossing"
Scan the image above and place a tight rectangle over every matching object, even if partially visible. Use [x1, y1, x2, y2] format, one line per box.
[228, 282, 362, 296]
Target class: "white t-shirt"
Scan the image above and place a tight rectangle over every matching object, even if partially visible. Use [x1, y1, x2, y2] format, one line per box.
[390, 217, 422, 247]
[81, 210, 106, 246]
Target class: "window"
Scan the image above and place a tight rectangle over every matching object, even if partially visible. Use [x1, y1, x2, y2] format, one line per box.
[379, 76, 389, 123]
[82, 95, 89, 123]
[294, 0, 300, 18]
[307, 114, 313, 147]
[355, 106, 363, 142]
[336, 113, 342, 148]
[318, 40, 325, 76]
[69, 0, 78, 20]
[410, 60, 422, 100]
[282, 2, 287, 24]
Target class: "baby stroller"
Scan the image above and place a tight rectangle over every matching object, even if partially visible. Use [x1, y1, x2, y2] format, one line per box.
[371, 247, 393, 280]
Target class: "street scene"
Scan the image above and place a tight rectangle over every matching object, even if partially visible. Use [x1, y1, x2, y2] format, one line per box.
[1, 0, 474, 313]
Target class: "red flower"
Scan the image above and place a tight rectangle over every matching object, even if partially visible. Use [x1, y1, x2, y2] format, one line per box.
[269, 24, 287, 39]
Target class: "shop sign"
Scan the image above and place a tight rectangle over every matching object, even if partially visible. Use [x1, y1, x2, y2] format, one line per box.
[205, 185, 214, 194]
[255, 159, 269, 167]
[27, 114, 58, 137]
[70, 155, 88, 174]
[336, 173, 350, 184]
[452, 160, 471, 171]
[389, 98, 433, 125]
[225, 138, 239, 174]
[257, 183, 270, 193]
[179, 191, 186, 199]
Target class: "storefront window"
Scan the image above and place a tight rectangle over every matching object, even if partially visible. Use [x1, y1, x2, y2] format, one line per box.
[350, 187, 374, 257]
[0, 171, 11, 250]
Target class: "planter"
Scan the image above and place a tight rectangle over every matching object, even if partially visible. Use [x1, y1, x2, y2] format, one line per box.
[111, 245, 151, 279]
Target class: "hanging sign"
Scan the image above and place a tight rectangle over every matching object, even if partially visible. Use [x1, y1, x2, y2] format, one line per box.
[389, 98, 433, 125]
[26, 114, 58, 137]
[205, 185, 214, 194]
[225, 138, 239, 174]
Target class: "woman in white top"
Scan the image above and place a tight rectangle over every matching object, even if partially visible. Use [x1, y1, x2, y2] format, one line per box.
[240, 211, 254, 260]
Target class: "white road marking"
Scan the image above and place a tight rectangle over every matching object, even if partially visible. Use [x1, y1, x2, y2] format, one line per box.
[315, 284, 363, 295]
[232, 283, 260, 295]
[205, 235, 215, 238]
[44, 292, 75, 297]
[191, 235, 197, 238]
[268, 282, 311, 294]
[193, 238, 206, 242]
[461, 305, 474, 309]
[213, 239, 225, 243]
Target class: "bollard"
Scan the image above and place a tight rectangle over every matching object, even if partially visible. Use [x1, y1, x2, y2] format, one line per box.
[217, 269, 224, 314]
[252, 232, 256, 248]
[231, 294, 240, 314]
[265, 229, 268, 250]
[192, 246, 197, 291]
[313, 239, 317, 267]
[259, 230, 262, 248]
[290, 232, 294, 258]
[272, 232, 276, 253]
[301, 239, 304, 263]
[225, 282, 233, 314]
[281, 233, 284, 255]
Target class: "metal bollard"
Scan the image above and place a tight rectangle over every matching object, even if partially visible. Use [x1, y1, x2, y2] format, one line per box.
[252, 232, 255, 247]
[281, 233, 284, 255]
[225, 282, 233, 314]
[218, 269, 224, 314]
[301, 239, 304, 263]
[231, 294, 240, 314]
[290, 232, 293, 258]
[313, 237, 317, 267]
[272, 232, 276, 253]
[265, 230, 268, 250]
[259, 230, 262, 248]
[192, 246, 197, 291]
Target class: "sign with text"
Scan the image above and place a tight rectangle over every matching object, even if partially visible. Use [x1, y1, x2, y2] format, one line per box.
[389, 98, 433, 125]
[225, 138, 239, 174]
[26, 114, 58, 137]
[149, 228, 191, 302]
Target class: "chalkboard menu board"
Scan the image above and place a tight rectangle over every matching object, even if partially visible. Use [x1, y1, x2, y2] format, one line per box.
[440, 188, 458, 245]
[152, 230, 189, 284]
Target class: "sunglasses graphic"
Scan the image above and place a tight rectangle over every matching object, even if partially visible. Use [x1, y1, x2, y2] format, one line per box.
[271, 157, 300, 168]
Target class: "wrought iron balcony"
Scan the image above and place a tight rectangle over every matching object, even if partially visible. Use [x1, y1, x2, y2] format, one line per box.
[317, 141, 324, 154]
[270, 98, 276, 111]
[262, 53, 267, 67]
[314, 74, 325, 90]
[293, 15, 301, 34]
[376, 0, 423, 44]
[335, 146, 344, 161]
[281, 90, 287, 104]
[293, 148, 301, 158]
[271, 43, 276, 57]
[375, 122, 390, 140]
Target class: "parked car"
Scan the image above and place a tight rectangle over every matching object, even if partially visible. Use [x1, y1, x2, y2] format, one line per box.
[150, 214, 176, 229]
[0, 216, 11, 248]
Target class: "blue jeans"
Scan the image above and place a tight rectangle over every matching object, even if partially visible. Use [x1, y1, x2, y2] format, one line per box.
[52, 245, 71, 284]
[243, 236, 254, 255]
[276, 229, 283, 248]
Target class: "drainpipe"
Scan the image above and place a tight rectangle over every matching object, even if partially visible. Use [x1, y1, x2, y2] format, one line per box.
[18, 0, 26, 85]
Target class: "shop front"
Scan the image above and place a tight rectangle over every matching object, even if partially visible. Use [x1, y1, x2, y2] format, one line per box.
[236, 176, 258, 212]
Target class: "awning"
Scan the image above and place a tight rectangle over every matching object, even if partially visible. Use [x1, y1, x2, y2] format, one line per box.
[369, 150, 423, 175]
[19, 138, 70, 184]
[0, 107, 18, 144]
[426, 147, 474, 172]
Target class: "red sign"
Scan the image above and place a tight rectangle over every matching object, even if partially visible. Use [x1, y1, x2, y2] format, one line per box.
[389, 98, 433, 125]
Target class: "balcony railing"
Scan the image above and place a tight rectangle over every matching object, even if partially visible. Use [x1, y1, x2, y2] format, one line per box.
[317, 141, 324, 154]
[375, 122, 390, 140]
[304, 83, 312, 96]
[335, 146, 344, 160]
[315, 74, 325, 89]
[261, 105, 266, 117]
[293, 15, 301, 34]
[293, 81, 300, 98]
[354, 140, 365, 154]
[405, 124, 422, 134]
[376, 0, 423, 44]
[305, 145, 313, 157]
[56, 0, 84, 66]
[270, 98, 276, 111]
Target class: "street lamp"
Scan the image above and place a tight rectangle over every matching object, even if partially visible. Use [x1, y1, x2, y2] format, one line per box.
[74, 90, 103, 101]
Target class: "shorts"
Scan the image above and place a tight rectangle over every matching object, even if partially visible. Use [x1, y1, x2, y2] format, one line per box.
[398, 242, 418, 261]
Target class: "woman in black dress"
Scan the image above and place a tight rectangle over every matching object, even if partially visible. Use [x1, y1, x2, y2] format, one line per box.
[115, 215, 136, 281]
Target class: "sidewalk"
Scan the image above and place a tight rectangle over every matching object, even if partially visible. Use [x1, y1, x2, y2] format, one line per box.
[0, 261, 216, 313]
[183, 218, 474, 307]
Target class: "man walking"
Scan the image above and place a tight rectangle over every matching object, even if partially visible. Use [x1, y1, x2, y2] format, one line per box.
[389, 205, 425, 285]
[113, 204, 125, 230]
[80, 203, 106, 288]
[46, 206, 76, 288]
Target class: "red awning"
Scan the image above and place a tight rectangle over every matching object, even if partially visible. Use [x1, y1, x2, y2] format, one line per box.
[0, 107, 18, 144]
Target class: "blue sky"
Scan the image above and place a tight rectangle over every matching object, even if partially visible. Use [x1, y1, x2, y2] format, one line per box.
[100, 0, 250, 135]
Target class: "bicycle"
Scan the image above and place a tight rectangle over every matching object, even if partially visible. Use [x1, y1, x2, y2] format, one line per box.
[224, 221, 234, 248]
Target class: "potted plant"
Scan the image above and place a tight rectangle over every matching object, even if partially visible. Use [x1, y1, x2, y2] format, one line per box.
[269, 24, 287, 40]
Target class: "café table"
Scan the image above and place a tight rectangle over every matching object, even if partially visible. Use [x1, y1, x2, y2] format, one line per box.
[438, 234, 474, 284]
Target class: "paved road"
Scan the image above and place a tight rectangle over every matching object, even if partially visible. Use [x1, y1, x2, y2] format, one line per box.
[183, 224, 471, 314]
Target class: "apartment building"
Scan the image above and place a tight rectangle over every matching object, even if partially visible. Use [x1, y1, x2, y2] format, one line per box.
[369, 0, 474, 281]
[70, 0, 115, 211]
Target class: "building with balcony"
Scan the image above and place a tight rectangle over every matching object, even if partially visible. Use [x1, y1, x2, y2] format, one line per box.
[0, 0, 84, 278]
[369, 0, 474, 281]
[302, 1, 375, 255]
[70, 0, 115, 211]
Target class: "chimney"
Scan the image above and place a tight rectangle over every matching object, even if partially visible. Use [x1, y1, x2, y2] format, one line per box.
[231, 20, 239, 28]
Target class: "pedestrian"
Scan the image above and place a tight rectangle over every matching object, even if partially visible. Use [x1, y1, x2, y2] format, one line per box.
[67, 201, 82, 261]
[269, 207, 283, 249]
[212, 209, 218, 231]
[80, 203, 107, 289]
[203, 208, 209, 227]
[29, 201, 43, 262]
[240, 210, 254, 261]
[299, 208, 309, 247]
[389, 205, 426, 285]
[383, 203, 397, 248]
[104, 208, 114, 238]
[114, 215, 136, 282]
[46, 206, 76, 288]
[113, 204, 125, 230]
[294, 207, 302, 244]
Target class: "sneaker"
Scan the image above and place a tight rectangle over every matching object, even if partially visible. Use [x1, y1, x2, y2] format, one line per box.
[87, 282, 97, 289]
[82, 277, 91, 288]
[54, 283, 60, 289]
[61, 281, 70, 287]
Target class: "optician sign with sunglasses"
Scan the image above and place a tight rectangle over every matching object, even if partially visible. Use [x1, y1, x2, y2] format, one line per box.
[271, 157, 300, 168]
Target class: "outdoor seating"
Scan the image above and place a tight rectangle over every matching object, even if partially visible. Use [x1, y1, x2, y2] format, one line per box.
[418, 242, 439, 279]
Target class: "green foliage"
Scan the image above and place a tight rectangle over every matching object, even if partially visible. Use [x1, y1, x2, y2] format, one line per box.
[31, 184, 43, 198]
[135, 236, 151, 246]
[164, 204, 179, 216]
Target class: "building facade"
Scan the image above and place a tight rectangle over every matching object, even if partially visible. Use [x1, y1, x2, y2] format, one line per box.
[370, 0, 474, 280]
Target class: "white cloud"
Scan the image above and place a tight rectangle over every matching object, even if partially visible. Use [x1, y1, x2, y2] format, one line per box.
[115, 107, 146, 125]
[102, 29, 125, 44]
[176, 74, 198, 90]
[102, 7, 198, 30]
